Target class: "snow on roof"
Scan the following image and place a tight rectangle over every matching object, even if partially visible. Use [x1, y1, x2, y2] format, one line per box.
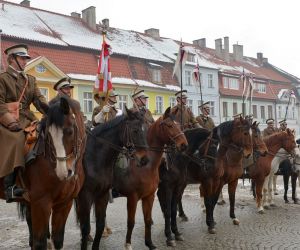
[68, 74, 179, 92]
[148, 62, 162, 67]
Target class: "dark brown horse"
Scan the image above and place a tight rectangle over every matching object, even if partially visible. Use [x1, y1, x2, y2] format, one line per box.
[0, 97, 86, 250]
[249, 129, 296, 213]
[113, 107, 188, 250]
[76, 108, 149, 250]
[157, 117, 253, 246]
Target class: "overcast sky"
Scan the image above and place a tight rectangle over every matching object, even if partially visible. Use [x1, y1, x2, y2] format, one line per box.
[7, 0, 300, 78]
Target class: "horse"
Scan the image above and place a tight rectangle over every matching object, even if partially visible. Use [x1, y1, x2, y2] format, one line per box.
[75, 108, 149, 250]
[0, 97, 86, 249]
[112, 107, 188, 250]
[248, 129, 297, 213]
[282, 158, 300, 203]
[157, 117, 253, 246]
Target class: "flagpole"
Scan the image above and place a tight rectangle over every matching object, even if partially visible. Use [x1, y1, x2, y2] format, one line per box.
[180, 43, 183, 129]
[197, 61, 203, 105]
[284, 91, 292, 121]
[242, 69, 246, 117]
[0, 29, 2, 72]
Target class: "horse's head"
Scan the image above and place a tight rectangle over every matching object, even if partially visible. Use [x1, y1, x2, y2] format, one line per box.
[281, 128, 297, 155]
[219, 117, 252, 158]
[46, 97, 78, 180]
[123, 107, 149, 167]
[158, 107, 188, 152]
[251, 121, 268, 156]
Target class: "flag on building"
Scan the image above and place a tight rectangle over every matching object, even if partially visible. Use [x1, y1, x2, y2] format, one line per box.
[290, 89, 296, 98]
[94, 38, 113, 96]
[192, 63, 200, 84]
[172, 42, 188, 79]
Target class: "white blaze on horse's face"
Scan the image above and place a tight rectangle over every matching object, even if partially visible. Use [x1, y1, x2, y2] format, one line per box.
[48, 125, 68, 180]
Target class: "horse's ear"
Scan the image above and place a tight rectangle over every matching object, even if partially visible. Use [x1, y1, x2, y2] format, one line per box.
[256, 122, 260, 127]
[252, 121, 257, 127]
[286, 128, 291, 135]
[60, 97, 70, 115]
[163, 107, 171, 119]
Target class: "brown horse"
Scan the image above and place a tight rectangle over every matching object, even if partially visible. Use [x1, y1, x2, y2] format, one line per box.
[0, 97, 86, 249]
[249, 129, 296, 213]
[113, 107, 188, 250]
[216, 121, 268, 225]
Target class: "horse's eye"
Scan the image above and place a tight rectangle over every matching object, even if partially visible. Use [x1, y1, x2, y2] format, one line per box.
[64, 127, 73, 135]
[244, 132, 248, 136]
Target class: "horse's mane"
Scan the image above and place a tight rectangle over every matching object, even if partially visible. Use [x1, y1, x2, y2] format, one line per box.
[213, 120, 234, 140]
[263, 131, 285, 146]
[184, 128, 211, 153]
[92, 115, 126, 136]
[40, 101, 64, 130]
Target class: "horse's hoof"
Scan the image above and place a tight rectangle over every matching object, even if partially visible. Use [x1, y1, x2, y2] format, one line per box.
[180, 215, 189, 222]
[106, 227, 112, 234]
[258, 209, 265, 214]
[285, 200, 289, 204]
[202, 208, 206, 213]
[263, 205, 269, 209]
[233, 218, 240, 225]
[124, 243, 133, 250]
[175, 234, 184, 241]
[102, 230, 109, 238]
[270, 203, 277, 207]
[166, 239, 176, 247]
[217, 200, 226, 205]
[208, 228, 216, 234]
[274, 191, 279, 195]
[47, 239, 53, 250]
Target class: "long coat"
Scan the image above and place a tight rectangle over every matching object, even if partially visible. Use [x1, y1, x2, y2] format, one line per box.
[0, 66, 48, 178]
[196, 114, 215, 131]
[92, 104, 118, 125]
[170, 104, 199, 129]
[263, 127, 278, 138]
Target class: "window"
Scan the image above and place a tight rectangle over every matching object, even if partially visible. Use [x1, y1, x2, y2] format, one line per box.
[229, 78, 239, 90]
[277, 106, 282, 119]
[209, 101, 215, 116]
[152, 69, 161, 83]
[169, 97, 176, 108]
[118, 95, 128, 111]
[155, 96, 163, 114]
[252, 105, 257, 118]
[207, 74, 213, 88]
[185, 70, 192, 86]
[83, 92, 93, 113]
[233, 103, 238, 115]
[187, 53, 195, 62]
[260, 106, 265, 120]
[223, 102, 228, 117]
[268, 105, 273, 119]
[257, 83, 266, 93]
[187, 99, 193, 111]
[223, 77, 229, 88]
[39, 87, 49, 101]
[35, 64, 46, 73]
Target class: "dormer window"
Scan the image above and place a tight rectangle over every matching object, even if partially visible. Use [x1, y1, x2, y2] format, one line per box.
[152, 68, 161, 83]
[257, 83, 266, 93]
[187, 53, 195, 63]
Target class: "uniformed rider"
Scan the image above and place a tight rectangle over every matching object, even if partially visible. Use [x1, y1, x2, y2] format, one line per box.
[196, 101, 215, 131]
[263, 118, 278, 137]
[0, 44, 48, 202]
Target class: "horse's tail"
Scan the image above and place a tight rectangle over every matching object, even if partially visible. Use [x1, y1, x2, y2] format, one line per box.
[73, 199, 80, 226]
[17, 202, 27, 221]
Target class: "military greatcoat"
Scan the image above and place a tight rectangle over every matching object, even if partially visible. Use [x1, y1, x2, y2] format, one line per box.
[92, 104, 118, 125]
[196, 114, 215, 131]
[170, 104, 199, 129]
[0, 66, 48, 178]
[262, 127, 279, 138]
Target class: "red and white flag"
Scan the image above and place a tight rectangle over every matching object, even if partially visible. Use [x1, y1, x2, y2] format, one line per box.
[192, 63, 200, 85]
[94, 37, 113, 96]
[172, 42, 188, 79]
[290, 89, 296, 99]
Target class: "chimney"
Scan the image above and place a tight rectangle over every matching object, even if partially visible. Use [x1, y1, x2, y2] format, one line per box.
[233, 44, 243, 61]
[102, 18, 109, 29]
[71, 12, 81, 18]
[257, 52, 263, 65]
[262, 57, 268, 64]
[82, 6, 96, 30]
[193, 38, 206, 48]
[144, 28, 160, 38]
[215, 38, 223, 58]
[20, 0, 30, 7]
[223, 36, 230, 63]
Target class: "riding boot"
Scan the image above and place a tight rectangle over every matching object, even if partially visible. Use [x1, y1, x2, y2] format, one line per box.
[4, 171, 25, 203]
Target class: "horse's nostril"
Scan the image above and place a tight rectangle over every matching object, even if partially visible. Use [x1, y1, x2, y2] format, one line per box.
[68, 169, 73, 177]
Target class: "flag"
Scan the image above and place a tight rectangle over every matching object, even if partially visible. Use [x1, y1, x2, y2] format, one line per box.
[172, 42, 188, 79]
[94, 37, 113, 96]
[241, 69, 247, 97]
[290, 89, 296, 99]
[192, 63, 200, 85]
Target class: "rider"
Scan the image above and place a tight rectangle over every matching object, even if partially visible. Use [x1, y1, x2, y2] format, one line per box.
[0, 44, 49, 202]
[278, 119, 287, 132]
[196, 101, 215, 131]
[92, 91, 121, 125]
[263, 118, 278, 137]
[170, 90, 200, 129]
[49, 77, 74, 105]
[131, 89, 154, 129]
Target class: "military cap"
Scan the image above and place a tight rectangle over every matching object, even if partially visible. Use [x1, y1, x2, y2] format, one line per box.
[279, 119, 287, 125]
[266, 118, 275, 124]
[132, 90, 148, 99]
[108, 91, 118, 97]
[175, 90, 188, 98]
[199, 101, 210, 108]
[54, 77, 74, 90]
[4, 44, 31, 59]
[233, 113, 243, 119]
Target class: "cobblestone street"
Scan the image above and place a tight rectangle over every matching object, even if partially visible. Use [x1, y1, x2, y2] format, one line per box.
[0, 180, 300, 250]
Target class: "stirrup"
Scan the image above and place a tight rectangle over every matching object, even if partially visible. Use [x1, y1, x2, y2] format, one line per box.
[5, 185, 24, 203]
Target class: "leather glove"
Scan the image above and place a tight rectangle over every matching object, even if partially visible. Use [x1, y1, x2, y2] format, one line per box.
[7, 122, 22, 132]
[102, 105, 110, 113]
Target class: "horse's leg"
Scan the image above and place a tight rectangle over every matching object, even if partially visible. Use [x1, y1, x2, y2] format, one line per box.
[177, 195, 188, 221]
[171, 191, 184, 241]
[291, 173, 298, 204]
[255, 178, 264, 213]
[124, 194, 138, 250]
[76, 189, 93, 250]
[92, 193, 109, 250]
[283, 173, 290, 203]
[142, 194, 157, 250]
[262, 175, 269, 209]
[22, 204, 33, 248]
[31, 201, 51, 250]
[157, 185, 175, 247]
[273, 175, 279, 195]
[200, 185, 206, 213]
[204, 194, 216, 234]
[228, 179, 239, 225]
[217, 186, 226, 205]
[251, 180, 256, 198]
[51, 200, 73, 249]
[268, 173, 275, 207]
